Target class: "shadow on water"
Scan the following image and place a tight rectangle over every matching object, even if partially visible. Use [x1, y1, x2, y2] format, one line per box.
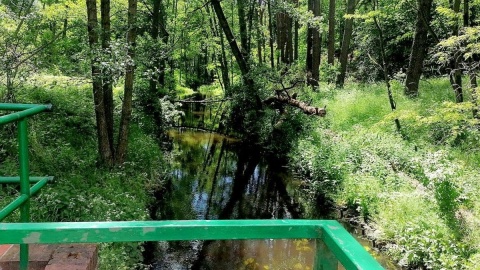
[148, 129, 317, 270]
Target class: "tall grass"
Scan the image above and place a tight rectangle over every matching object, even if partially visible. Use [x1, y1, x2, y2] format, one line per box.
[290, 78, 480, 269]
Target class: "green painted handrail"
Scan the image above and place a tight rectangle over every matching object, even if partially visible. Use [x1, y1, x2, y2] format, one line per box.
[0, 103, 53, 111]
[0, 176, 54, 184]
[0, 220, 384, 270]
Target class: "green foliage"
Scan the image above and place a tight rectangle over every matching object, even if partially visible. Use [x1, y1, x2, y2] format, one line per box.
[0, 77, 168, 269]
[387, 101, 480, 148]
[388, 222, 468, 269]
[289, 78, 480, 268]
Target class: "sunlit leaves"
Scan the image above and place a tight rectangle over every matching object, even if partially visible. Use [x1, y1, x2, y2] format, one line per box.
[432, 26, 480, 70]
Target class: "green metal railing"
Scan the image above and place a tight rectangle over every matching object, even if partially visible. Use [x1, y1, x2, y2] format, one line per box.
[0, 103, 54, 270]
[0, 103, 384, 270]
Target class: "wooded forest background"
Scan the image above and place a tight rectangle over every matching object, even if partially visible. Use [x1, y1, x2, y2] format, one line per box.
[2, 0, 480, 269]
[2, 0, 479, 163]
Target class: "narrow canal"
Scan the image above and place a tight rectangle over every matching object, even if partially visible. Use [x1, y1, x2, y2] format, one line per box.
[148, 100, 398, 269]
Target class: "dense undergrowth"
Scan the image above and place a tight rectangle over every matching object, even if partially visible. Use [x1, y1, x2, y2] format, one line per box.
[289, 78, 480, 269]
[3, 74, 480, 269]
[0, 76, 168, 269]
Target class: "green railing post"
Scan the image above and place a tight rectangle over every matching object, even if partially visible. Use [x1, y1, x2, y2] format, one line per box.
[18, 118, 30, 270]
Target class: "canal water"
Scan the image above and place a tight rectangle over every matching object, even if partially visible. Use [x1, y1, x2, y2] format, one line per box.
[152, 129, 317, 270]
[150, 100, 398, 269]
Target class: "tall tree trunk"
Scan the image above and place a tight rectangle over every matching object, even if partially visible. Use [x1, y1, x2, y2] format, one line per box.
[312, 0, 321, 85]
[450, 0, 463, 102]
[327, 0, 336, 65]
[149, 0, 161, 95]
[277, 12, 286, 63]
[336, 0, 355, 88]
[144, 0, 164, 134]
[464, 0, 469, 26]
[294, 0, 299, 60]
[466, 0, 479, 117]
[267, 0, 275, 69]
[404, 0, 433, 97]
[307, 0, 314, 81]
[247, 0, 256, 58]
[277, 2, 294, 66]
[237, 0, 249, 59]
[159, 0, 168, 86]
[256, 6, 263, 64]
[86, 0, 113, 166]
[287, 13, 294, 64]
[115, 0, 137, 164]
[101, 0, 114, 153]
[307, 0, 321, 86]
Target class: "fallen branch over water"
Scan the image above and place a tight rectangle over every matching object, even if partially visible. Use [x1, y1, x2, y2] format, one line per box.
[263, 95, 327, 117]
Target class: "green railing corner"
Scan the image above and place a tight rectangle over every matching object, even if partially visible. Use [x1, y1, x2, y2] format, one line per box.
[0, 103, 53, 270]
[0, 220, 384, 270]
[0, 103, 384, 270]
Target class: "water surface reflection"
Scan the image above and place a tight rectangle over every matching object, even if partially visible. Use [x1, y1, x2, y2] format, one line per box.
[153, 130, 313, 270]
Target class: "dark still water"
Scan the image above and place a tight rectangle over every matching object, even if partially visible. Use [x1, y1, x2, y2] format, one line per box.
[151, 129, 316, 270]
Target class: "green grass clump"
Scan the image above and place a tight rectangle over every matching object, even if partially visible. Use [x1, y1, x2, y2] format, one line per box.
[326, 83, 392, 131]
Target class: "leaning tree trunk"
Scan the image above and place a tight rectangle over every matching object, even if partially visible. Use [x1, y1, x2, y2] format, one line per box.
[336, 0, 355, 88]
[207, 4, 231, 93]
[211, 0, 251, 83]
[404, 0, 434, 97]
[86, 0, 113, 166]
[115, 0, 137, 164]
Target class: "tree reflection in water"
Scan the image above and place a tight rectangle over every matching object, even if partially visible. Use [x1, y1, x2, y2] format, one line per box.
[152, 130, 314, 270]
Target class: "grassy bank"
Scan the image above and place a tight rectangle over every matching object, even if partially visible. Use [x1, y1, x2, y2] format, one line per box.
[0, 76, 168, 269]
[289, 78, 480, 269]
